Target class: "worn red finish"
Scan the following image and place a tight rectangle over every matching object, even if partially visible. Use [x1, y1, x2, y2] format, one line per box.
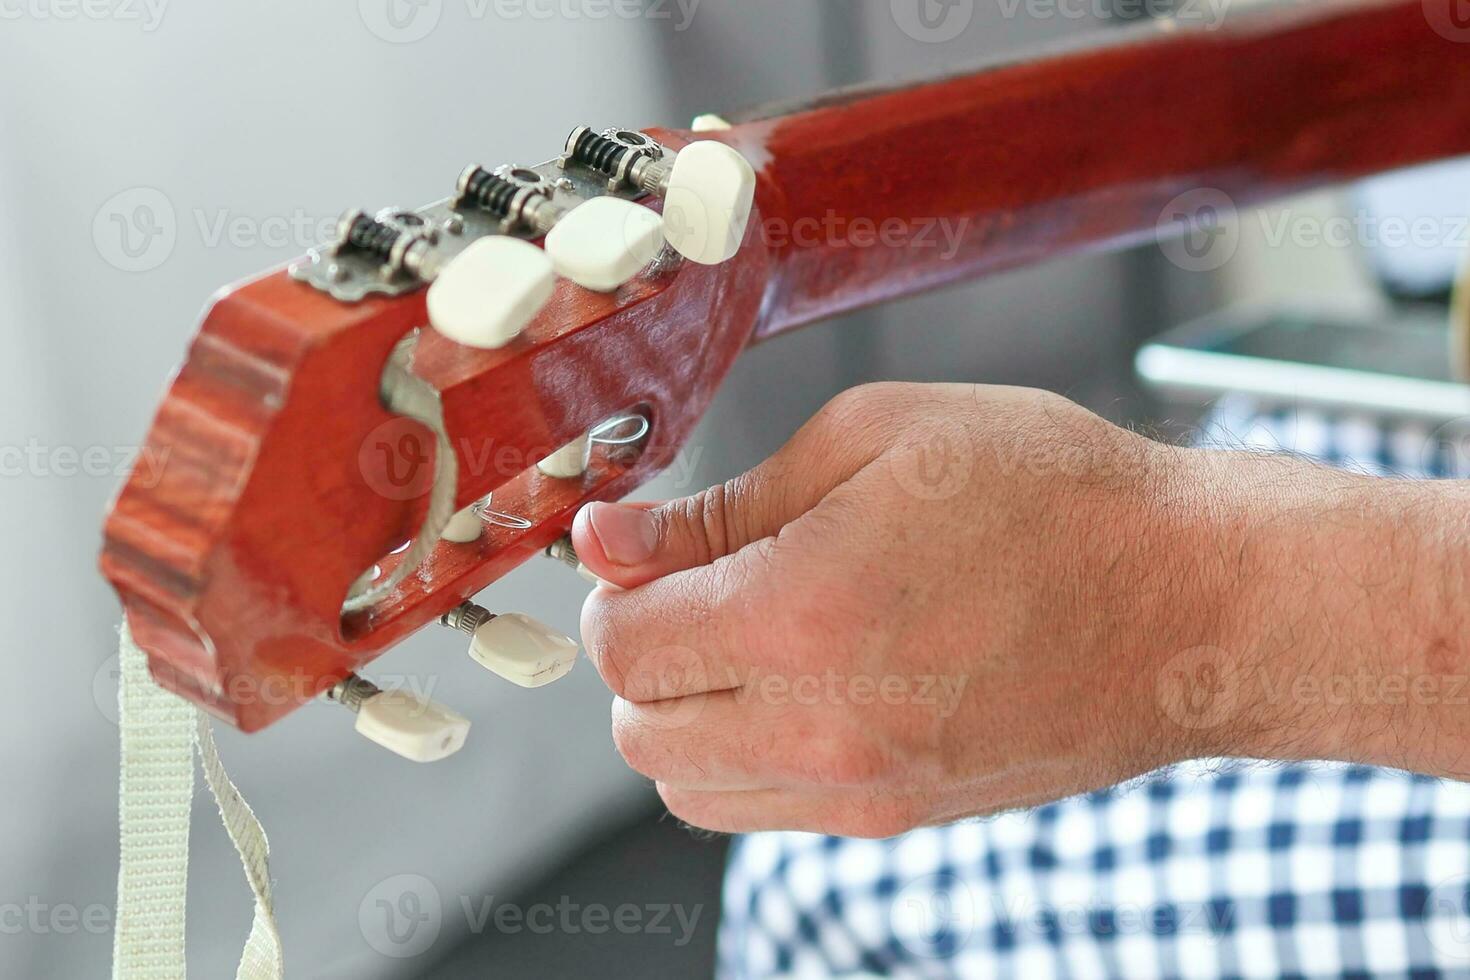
[102, 0, 1470, 731]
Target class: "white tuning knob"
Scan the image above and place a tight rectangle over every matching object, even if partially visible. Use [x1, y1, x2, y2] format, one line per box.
[662, 141, 756, 266]
[440, 502, 484, 543]
[442, 603, 579, 688]
[328, 674, 470, 764]
[427, 236, 555, 349]
[471, 613, 580, 688]
[544, 197, 666, 292]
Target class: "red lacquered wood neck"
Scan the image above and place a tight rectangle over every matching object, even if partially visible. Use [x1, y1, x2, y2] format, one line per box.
[702, 0, 1470, 340]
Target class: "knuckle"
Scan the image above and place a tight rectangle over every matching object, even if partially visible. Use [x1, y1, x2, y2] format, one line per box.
[782, 733, 893, 788]
[819, 382, 920, 433]
[838, 795, 921, 840]
[660, 482, 743, 566]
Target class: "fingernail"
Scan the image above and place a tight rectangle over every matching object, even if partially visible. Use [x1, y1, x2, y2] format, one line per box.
[588, 502, 658, 566]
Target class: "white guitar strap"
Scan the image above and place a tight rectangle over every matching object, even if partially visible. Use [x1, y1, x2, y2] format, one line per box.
[113, 621, 284, 980]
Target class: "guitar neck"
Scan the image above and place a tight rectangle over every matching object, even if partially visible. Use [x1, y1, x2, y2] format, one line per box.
[704, 0, 1470, 340]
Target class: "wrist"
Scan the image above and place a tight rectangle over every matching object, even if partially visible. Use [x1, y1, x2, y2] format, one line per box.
[1181, 449, 1470, 772]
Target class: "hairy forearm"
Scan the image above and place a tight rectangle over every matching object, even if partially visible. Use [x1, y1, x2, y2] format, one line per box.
[1181, 449, 1470, 776]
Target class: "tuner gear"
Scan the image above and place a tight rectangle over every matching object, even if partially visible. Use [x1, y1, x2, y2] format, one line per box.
[454, 164, 567, 235]
[330, 209, 445, 283]
[561, 126, 665, 192]
[544, 535, 621, 590]
[325, 673, 471, 763]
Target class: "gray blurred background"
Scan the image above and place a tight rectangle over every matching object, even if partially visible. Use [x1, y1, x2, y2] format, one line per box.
[0, 1, 1461, 977]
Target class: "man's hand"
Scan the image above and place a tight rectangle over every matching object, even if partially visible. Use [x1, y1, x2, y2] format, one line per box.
[572, 383, 1470, 837]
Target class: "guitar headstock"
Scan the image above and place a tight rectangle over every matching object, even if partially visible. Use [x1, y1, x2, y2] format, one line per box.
[101, 122, 764, 755]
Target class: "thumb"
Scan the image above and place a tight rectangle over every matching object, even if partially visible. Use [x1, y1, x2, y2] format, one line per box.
[572, 390, 887, 588]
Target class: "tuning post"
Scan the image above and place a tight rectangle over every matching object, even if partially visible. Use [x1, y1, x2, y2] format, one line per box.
[453, 164, 569, 235]
[440, 500, 485, 543]
[561, 125, 756, 267]
[325, 673, 471, 763]
[328, 209, 447, 284]
[441, 602, 579, 688]
[543, 535, 622, 590]
[560, 127, 664, 192]
[536, 433, 593, 478]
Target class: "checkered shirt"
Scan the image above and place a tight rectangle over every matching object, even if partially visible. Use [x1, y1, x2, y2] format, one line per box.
[716, 395, 1470, 979]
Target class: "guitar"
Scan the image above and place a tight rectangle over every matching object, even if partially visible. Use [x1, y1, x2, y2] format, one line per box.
[100, 0, 1470, 760]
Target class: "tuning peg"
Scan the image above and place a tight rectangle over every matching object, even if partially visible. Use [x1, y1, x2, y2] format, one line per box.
[659, 141, 757, 265]
[560, 128, 756, 266]
[426, 236, 555, 349]
[326, 674, 470, 763]
[690, 113, 733, 132]
[544, 197, 666, 292]
[440, 501, 484, 543]
[442, 602, 579, 689]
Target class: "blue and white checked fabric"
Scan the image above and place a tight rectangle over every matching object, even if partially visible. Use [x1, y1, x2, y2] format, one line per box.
[717, 396, 1470, 979]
